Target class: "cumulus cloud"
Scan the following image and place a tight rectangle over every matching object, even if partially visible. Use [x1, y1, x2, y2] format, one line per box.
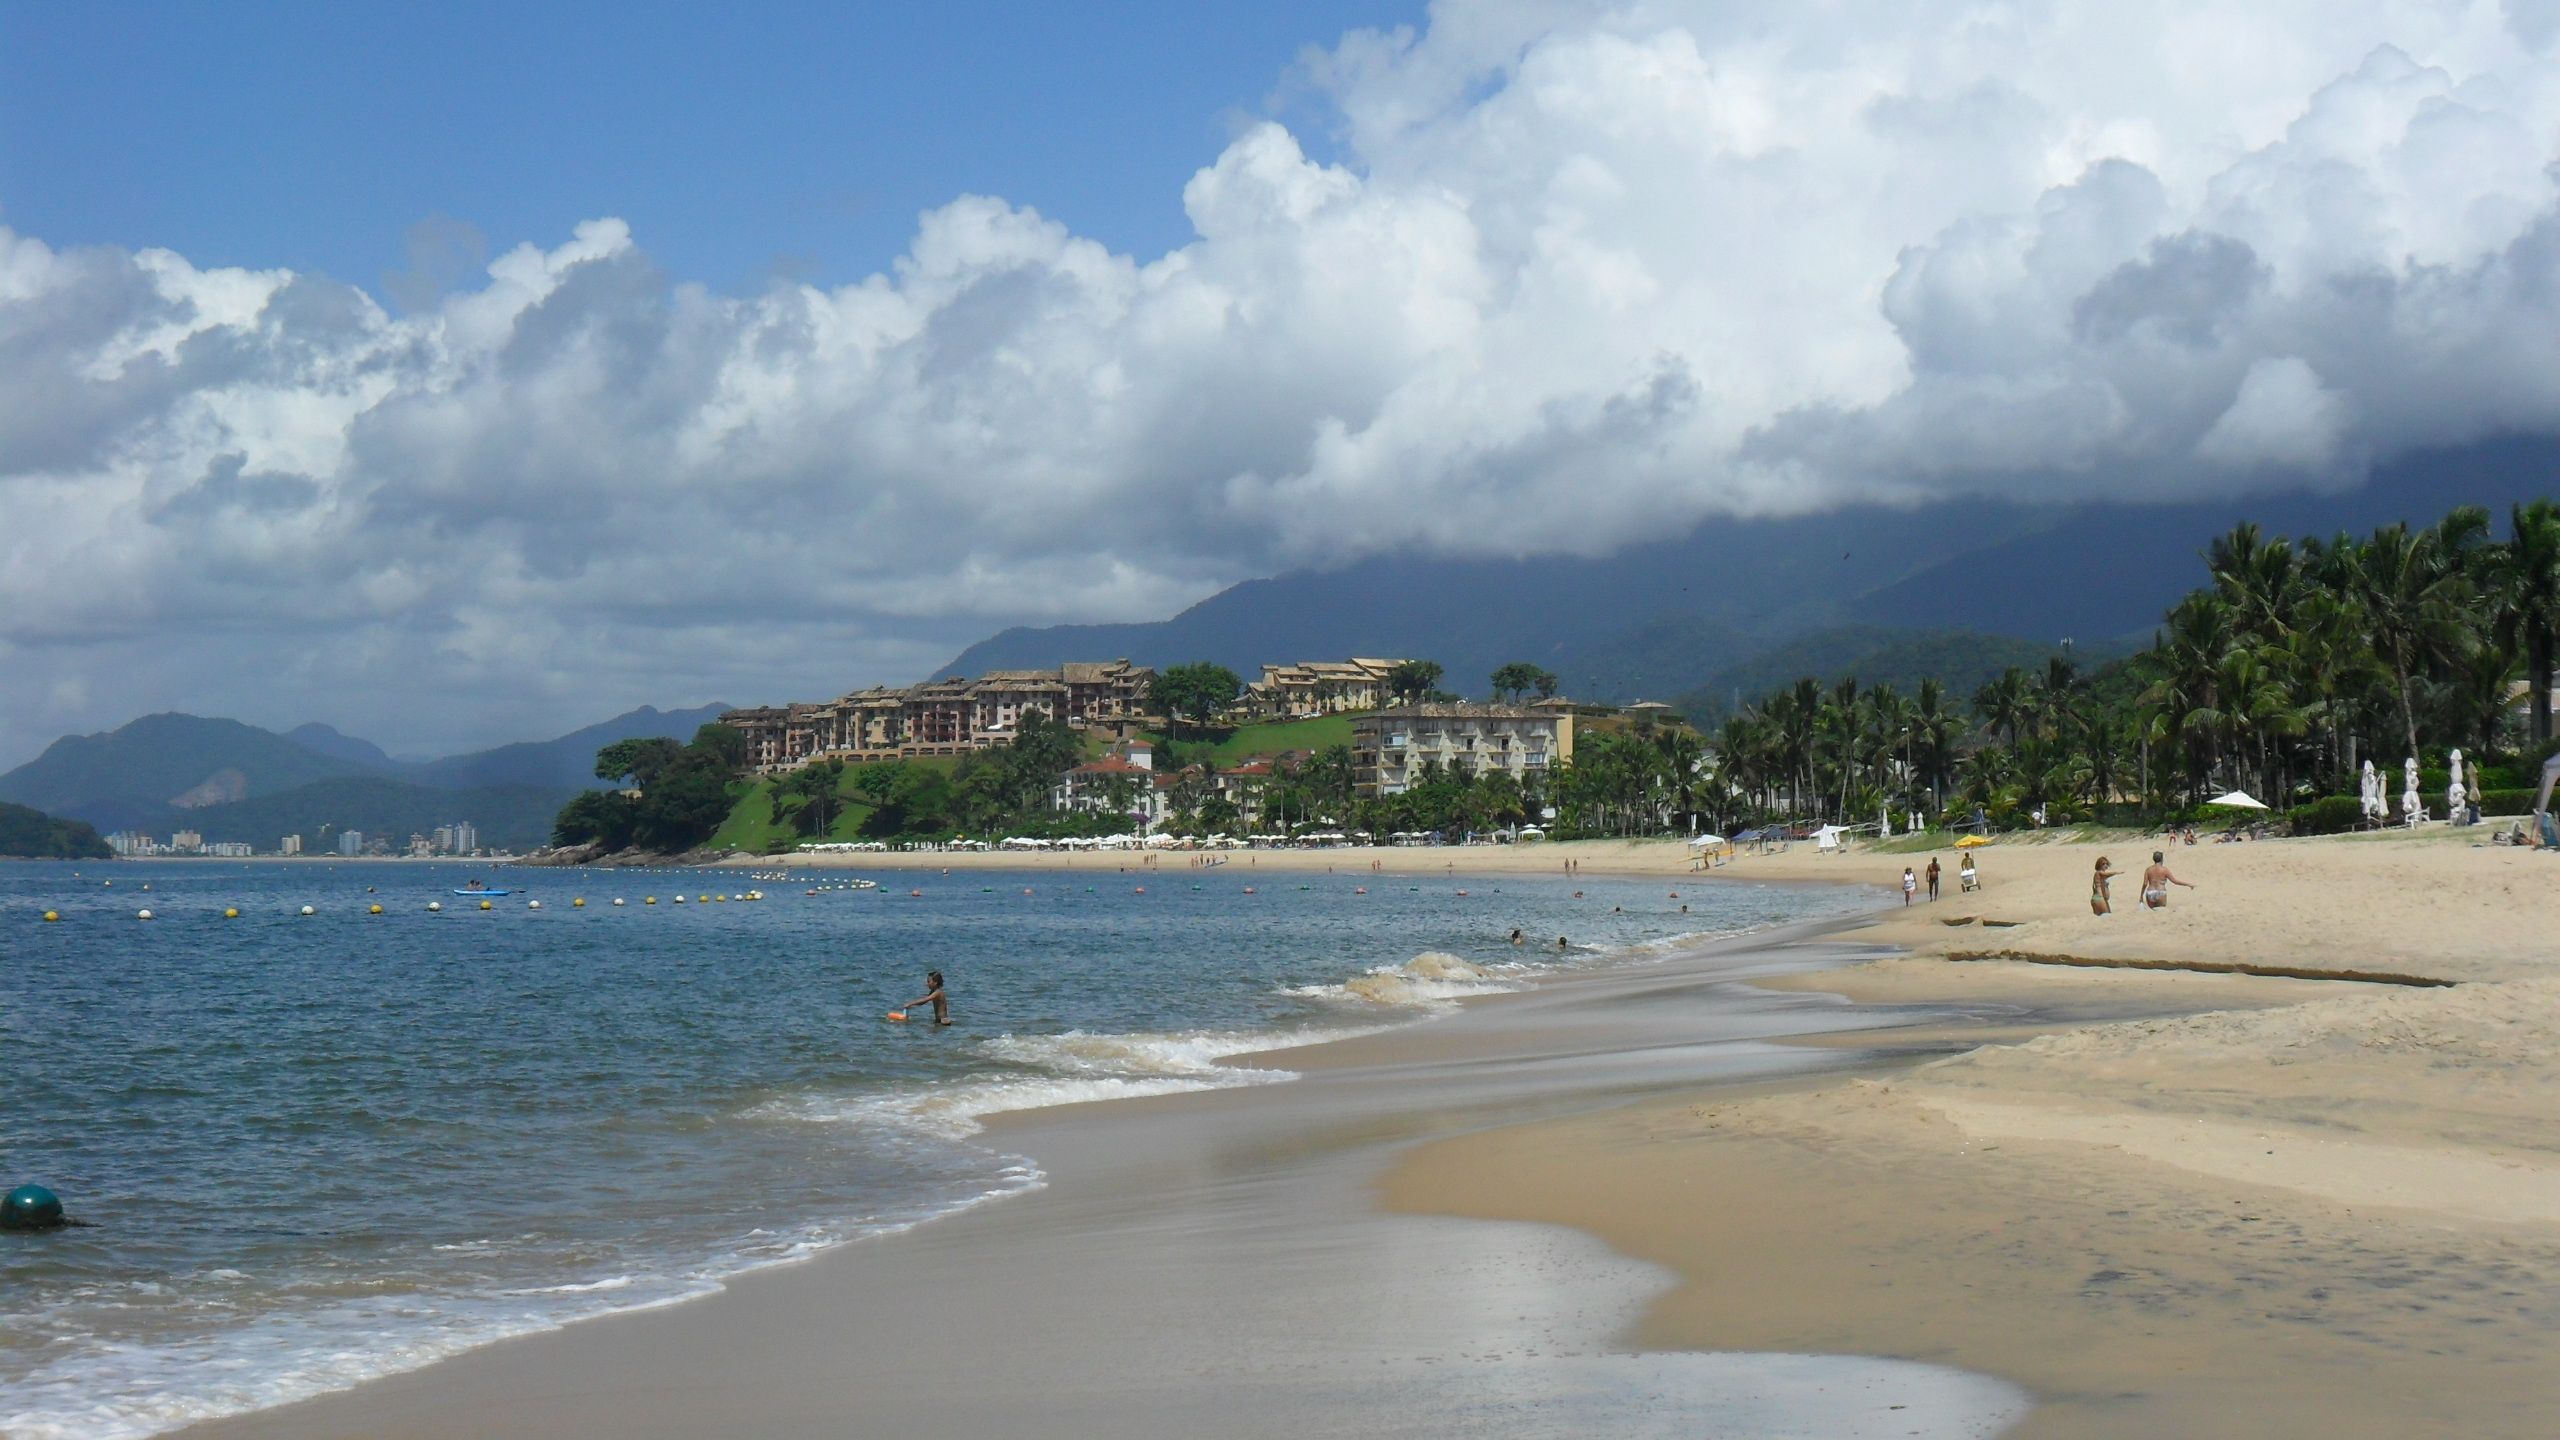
[8, 0, 2560, 760]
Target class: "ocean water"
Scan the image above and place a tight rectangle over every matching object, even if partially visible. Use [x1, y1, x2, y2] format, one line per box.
[0, 857, 1872, 1438]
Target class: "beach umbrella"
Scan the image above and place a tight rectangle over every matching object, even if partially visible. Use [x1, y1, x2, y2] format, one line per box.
[1954, 834, 1993, 848]
[2204, 790, 2268, 810]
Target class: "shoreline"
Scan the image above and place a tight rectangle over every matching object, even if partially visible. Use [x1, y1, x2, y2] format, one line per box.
[165, 892, 2035, 1440]
[156, 831, 2560, 1436]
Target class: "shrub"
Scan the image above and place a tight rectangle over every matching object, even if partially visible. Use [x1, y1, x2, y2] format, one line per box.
[2478, 788, 2539, 817]
[2287, 795, 2366, 836]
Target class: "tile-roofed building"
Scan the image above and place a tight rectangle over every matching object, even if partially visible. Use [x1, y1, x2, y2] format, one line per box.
[1247, 657, 1409, 718]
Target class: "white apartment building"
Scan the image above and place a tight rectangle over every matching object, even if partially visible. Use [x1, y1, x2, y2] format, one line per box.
[1350, 705, 1574, 798]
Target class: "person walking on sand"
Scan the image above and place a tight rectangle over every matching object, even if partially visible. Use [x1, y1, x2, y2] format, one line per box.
[1902, 867, 1917, 906]
[1959, 852, 1979, 893]
[1925, 856, 1941, 901]
[2141, 851, 2194, 910]
[901, 970, 952, 1026]
[2090, 856, 2125, 915]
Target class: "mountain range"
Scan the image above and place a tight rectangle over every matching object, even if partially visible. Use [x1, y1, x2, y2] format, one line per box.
[0, 705, 731, 851]
[939, 436, 2560, 712]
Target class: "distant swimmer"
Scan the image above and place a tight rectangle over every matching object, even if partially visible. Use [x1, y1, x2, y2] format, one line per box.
[902, 969, 952, 1026]
[1509, 928, 1525, 946]
[1555, 936, 1570, 951]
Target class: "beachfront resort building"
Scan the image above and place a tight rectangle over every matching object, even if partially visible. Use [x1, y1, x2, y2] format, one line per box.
[1246, 658, 1409, 718]
[723, 660, 1158, 772]
[1050, 745, 1167, 830]
[1350, 705, 1573, 798]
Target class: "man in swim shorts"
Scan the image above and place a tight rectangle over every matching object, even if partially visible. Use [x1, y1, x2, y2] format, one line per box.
[2141, 852, 2193, 909]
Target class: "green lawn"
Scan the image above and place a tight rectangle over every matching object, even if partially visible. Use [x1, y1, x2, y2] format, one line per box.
[1147, 713, 1359, 764]
[706, 756, 957, 853]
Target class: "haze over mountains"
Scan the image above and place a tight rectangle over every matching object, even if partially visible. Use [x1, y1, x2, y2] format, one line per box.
[0, 705, 730, 851]
[940, 438, 2560, 719]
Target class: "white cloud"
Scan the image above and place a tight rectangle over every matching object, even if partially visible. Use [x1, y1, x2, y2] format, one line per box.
[8, 0, 2560, 762]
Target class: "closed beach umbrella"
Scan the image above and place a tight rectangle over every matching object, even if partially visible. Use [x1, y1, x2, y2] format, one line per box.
[2205, 790, 2268, 810]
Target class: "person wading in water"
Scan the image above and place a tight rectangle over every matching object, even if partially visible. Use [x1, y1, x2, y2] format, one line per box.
[902, 970, 952, 1026]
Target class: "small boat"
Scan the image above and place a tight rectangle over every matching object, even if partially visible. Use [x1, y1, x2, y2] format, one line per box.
[846, 879, 879, 890]
[452, 887, 513, 897]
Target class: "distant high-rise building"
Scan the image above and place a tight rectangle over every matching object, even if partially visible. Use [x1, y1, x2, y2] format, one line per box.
[432, 825, 456, 853]
[452, 821, 478, 855]
[337, 830, 364, 857]
[171, 829, 203, 852]
[280, 835, 303, 856]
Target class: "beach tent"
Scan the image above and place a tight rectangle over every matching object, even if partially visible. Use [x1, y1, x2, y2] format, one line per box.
[1954, 834, 1994, 848]
[1686, 833, 1726, 849]
[2205, 790, 2269, 810]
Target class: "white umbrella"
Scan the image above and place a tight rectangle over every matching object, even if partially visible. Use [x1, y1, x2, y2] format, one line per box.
[2205, 790, 2268, 810]
[1687, 833, 1727, 848]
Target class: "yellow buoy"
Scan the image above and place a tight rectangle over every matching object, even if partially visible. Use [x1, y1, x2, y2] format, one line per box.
[224, 908, 240, 919]
[42, 911, 59, 922]
[369, 904, 383, 915]
[645, 896, 657, 905]
[572, 898, 586, 908]
[479, 899, 493, 911]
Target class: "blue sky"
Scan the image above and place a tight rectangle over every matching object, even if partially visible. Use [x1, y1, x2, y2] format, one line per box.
[0, 0, 1424, 299]
[3, 1, 2555, 764]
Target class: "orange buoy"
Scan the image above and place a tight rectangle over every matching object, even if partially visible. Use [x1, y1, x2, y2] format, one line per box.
[886, 1010, 909, 1023]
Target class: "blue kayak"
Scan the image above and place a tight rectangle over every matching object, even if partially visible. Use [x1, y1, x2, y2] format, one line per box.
[451, 888, 513, 896]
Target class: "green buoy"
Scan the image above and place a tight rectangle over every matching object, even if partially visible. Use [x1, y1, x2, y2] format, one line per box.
[2, 1184, 64, 1230]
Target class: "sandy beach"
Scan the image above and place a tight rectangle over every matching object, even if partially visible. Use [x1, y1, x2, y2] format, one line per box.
[176, 829, 2560, 1437]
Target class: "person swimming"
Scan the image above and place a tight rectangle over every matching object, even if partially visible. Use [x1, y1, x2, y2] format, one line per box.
[903, 970, 952, 1026]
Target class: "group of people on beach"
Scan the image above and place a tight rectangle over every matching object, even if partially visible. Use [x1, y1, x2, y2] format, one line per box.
[1899, 853, 1977, 904]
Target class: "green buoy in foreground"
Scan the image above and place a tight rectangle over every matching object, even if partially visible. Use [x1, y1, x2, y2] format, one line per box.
[2, 1184, 64, 1230]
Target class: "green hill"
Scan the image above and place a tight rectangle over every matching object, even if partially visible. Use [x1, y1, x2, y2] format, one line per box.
[0, 801, 113, 859]
[0, 713, 379, 829]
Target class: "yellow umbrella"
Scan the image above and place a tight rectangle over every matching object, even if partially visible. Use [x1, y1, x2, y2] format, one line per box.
[1954, 834, 1994, 848]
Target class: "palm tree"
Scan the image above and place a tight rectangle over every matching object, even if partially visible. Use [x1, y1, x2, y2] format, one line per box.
[1973, 667, 2033, 747]
[2492, 499, 2560, 747]
[2347, 522, 2476, 761]
[1913, 678, 1959, 815]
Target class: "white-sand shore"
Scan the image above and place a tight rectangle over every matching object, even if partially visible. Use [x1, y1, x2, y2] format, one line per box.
[174, 830, 2560, 1437]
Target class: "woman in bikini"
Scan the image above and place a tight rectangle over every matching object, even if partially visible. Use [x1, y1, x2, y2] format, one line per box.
[2141, 852, 2193, 909]
[2090, 856, 2124, 915]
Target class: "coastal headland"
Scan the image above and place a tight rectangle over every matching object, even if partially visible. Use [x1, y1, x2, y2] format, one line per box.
[176, 831, 2560, 1438]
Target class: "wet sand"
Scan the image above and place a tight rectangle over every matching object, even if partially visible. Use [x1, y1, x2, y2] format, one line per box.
[1381, 831, 2560, 1438]
[177, 919, 2091, 1440]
